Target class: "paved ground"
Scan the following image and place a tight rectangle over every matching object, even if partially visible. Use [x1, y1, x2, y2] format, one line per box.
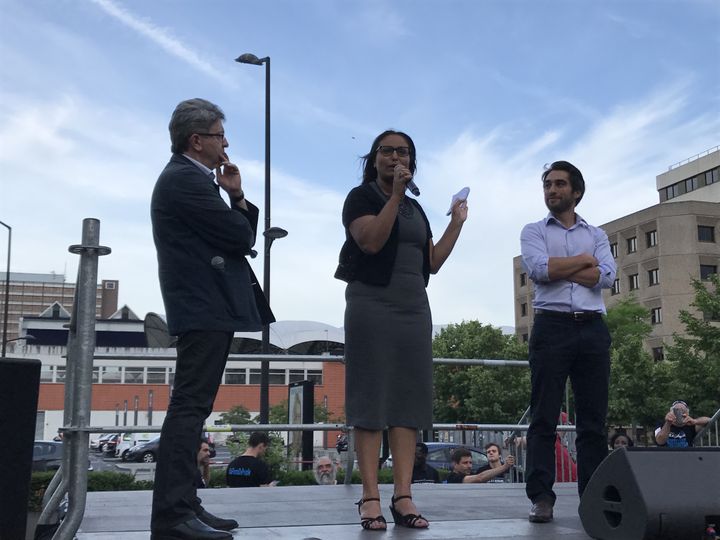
[74, 483, 592, 540]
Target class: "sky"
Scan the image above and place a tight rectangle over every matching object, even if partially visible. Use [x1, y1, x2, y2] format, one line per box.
[1, 0, 718, 330]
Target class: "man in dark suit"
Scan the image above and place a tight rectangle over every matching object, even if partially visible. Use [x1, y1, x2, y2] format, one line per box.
[150, 98, 271, 540]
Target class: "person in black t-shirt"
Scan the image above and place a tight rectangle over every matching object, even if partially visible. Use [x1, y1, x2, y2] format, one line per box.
[446, 447, 514, 484]
[654, 400, 710, 448]
[411, 443, 440, 484]
[226, 432, 273, 487]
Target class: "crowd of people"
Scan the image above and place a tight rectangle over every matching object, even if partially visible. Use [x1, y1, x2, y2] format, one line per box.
[147, 97, 713, 539]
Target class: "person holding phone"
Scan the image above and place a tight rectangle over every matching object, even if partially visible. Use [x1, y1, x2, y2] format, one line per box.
[655, 400, 710, 448]
[336, 130, 467, 530]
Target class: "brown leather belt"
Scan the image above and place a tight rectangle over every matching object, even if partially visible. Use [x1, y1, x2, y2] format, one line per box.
[534, 309, 602, 321]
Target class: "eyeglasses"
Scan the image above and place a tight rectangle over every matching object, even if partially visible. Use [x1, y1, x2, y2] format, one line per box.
[196, 132, 226, 140]
[377, 145, 410, 157]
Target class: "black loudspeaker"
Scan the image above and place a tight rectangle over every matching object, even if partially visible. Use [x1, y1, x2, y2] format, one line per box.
[579, 446, 720, 539]
[0, 357, 41, 540]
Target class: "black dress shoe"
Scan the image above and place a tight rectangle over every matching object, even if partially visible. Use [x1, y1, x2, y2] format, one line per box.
[528, 500, 554, 523]
[197, 508, 239, 531]
[151, 517, 232, 540]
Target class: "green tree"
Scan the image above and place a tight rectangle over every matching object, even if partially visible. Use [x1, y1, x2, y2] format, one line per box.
[217, 404, 255, 426]
[605, 297, 672, 433]
[268, 398, 336, 425]
[665, 273, 720, 416]
[432, 321, 530, 423]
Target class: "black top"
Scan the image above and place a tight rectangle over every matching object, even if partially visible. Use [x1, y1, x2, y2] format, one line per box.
[656, 422, 697, 448]
[411, 463, 440, 484]
[226, 455, 270, 487]
[335, 183, 432, 286]
[446, 471, 465, 484]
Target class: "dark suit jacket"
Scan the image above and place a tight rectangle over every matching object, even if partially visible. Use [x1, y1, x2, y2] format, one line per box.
[151, 153, 272, 336]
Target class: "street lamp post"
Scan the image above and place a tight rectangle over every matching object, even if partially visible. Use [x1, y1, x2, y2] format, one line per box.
[235, 53, 287, 424]
[0, 220, 11, 358]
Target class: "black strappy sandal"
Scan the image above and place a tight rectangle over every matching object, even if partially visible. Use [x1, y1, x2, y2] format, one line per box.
[389, 495, 429, 528]
[356, 497, 387, 531]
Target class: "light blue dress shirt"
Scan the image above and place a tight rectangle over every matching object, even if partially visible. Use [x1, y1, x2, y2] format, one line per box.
[520, 213, 616, 314]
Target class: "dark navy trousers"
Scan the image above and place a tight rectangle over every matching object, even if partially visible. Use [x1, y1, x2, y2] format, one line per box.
[151, 330, 233, 530]
[525, 314, 611, 504]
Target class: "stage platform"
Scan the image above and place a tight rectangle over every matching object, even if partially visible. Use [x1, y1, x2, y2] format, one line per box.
[75, 483, 592, 539]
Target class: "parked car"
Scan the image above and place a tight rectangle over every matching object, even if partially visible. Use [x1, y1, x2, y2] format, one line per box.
[115, 433, 153, 461]
[124, 436, 161, 463]
[90, 433, 114, 451]
[33, 441, 93, 472]
[384, 442, 489, 472]
[101, 433, 121, 454]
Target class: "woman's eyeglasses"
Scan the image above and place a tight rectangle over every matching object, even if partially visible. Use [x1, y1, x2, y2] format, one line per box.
[376, 145, 410, 157]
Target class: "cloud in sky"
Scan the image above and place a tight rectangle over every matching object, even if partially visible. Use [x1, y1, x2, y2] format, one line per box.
[88, 0, 230, 86]
[1, 0, 717, 331]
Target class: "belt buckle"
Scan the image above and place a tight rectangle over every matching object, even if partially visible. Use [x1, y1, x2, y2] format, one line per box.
[572, 311, 584, 321]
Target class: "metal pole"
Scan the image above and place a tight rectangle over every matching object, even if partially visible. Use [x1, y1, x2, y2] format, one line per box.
[259, 56, 271, 425]
[0, 220, 11, 358]
[55, 218, 110, 540]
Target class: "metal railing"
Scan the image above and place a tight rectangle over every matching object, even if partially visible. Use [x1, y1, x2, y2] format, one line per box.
[693, 407, 720, 447]
[667, 145, 720, 170]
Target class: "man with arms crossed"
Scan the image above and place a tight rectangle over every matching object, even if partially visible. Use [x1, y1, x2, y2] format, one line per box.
[151, 98, 271, 540]
[520, 161, 616, 523]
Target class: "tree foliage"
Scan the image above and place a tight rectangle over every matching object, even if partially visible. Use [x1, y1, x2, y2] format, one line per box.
[432, 321, 530, 423]
[665, 273, 720, 417]
[605, 297, 672, 429]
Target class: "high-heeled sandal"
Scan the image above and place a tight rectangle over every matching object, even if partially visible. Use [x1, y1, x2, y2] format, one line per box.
[389, 495, 429, 528]
[355, 497, 387, 531]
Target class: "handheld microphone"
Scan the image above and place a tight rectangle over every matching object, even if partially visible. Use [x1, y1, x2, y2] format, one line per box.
[406, 179, 420, 197]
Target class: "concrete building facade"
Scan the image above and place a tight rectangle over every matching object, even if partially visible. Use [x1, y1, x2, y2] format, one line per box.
[514, 148, 720, 357]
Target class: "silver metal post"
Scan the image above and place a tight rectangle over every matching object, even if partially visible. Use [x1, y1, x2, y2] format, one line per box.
[54, 218, 110, 540]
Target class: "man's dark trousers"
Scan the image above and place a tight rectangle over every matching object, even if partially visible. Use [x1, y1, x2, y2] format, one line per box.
[151, 330, 233, 530]
[525, 314, 610, 505]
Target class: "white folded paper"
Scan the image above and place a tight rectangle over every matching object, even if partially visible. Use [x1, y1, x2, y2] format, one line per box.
[446, 187, 470, 215]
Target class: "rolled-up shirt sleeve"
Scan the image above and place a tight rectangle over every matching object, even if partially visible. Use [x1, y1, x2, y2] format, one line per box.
[520, 222, 550, 282]
[593, 228, 617, 289]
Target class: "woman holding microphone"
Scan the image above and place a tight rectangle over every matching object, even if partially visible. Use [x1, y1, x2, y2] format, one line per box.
[336, 130, 468, 530]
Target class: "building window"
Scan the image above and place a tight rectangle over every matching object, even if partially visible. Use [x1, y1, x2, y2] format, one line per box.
[249, 369, 261, 384]
[147, 367, 167, 384]
[124, 367, 144, 384]
[627, 237, 637, 253]
[307, 369, 323, 384]
[269, 369, 286, 385]
[646, 230, 657, 247]
[520, 273, 527, 287]
[652, 347, 664, 361]
[520, 302, 527, 317]
[104, 281, 116, 290]
[700, 265, 718, 280]
[101, 366, 121, 383]
[648, 268, 659, 286]
[40, 366, 54, 382]
[56, 366, 66, 382]
[685, 176, 699, 193]
[705, 167, 719, 185]
[289, 369, 305, 383]
[224, 369, 246, 385]
[628, 274, 639, 291]
[522, 333, 528, 343]
[651, 307, 662, 325]
[92, 367, 100, 383]
[698, 225, 715, 243]
[611, 279, 620, 295]
[610, 242, 618, 258]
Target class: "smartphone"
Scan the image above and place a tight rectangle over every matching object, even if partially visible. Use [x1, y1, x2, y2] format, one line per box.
[672, 406, 684, 426]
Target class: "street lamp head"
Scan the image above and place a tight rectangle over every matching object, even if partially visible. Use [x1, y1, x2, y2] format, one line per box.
[235, 53, 267, 66]
[264, 227, 288, 240]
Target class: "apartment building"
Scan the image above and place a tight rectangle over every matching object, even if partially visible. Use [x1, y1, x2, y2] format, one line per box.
[0, 272, 118, 346]
[514, 147, 720, 357]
